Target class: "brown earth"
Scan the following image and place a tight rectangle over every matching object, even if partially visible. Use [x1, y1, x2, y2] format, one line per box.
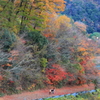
[0, 67, 100, 100]
[0, 83, 95, 100]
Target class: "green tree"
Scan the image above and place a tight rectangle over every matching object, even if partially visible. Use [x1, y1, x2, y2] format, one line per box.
[0, 0, 66, 33]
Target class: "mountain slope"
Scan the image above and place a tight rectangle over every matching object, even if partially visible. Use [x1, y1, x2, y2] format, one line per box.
[63, 0, 100, 33]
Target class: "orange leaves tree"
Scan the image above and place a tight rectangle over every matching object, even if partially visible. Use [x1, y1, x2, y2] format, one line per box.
[45, 18, 98, 86]
[74, 36, 98, 84]
[43, 14, 71, 40]
[77, 38, 97, 69]
[46, 64, 67, 85]
[0, 0, 66, 33]
[46, 64, 76, 86]
[74, 21, 87, 32]
[55, 15, 71, 29]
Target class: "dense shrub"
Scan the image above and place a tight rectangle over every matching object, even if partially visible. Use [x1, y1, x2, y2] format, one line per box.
[0, 29, 16, 51]
[26, 30, 48, 49]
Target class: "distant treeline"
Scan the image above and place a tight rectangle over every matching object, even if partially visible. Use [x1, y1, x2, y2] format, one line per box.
[63, 0, 100, 33]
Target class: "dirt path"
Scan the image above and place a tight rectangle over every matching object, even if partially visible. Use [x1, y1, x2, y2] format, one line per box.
[0, 55, 99, 100]
[0, 84, 95, 100]
[1, 63, 100, 100]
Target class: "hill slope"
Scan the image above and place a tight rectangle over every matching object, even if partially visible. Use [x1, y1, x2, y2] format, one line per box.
[63, 0, 100, 33]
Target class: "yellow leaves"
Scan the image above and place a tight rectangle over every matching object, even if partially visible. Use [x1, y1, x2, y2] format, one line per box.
[78, 47, 86, 52]
[13, 26, 18, 33]
[74, 21, 87, 32]
[37, 2, 44, 7]
[43, 14, 72, 40]
[78, 47, 91, 56]
[78, 38, 97, 59]
[55, 15, 71, 29]
[53, 0, 66, 11]
[0, 6, 3, 11]
[82, 52, 88, 56]
[35, 0, 66, 12]
[28, 84, 36, 90]
[56, 15, 71, 23]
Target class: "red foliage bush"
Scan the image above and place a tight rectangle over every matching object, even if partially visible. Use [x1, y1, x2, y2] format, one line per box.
[0, 75, 3, 81]
[46, 64, 67, 84]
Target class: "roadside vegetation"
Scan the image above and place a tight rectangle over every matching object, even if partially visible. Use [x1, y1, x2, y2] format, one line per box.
[0, 0, 100, 96]
[45, 89, 100, 100]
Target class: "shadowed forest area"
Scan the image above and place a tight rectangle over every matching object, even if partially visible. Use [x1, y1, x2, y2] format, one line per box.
[0, 0, 100, 97]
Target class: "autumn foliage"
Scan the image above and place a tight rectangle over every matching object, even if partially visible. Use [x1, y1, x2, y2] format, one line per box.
[0, 75, 3, 81]
[0, 0, 99, 95]
[46, 64, 67, 84]
[45, 64, 77, 85]
[43, 14, 71, 40]
[74, 21, 87, 32]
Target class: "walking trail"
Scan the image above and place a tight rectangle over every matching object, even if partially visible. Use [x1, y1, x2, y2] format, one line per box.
[0, 83, 95, 100]
[1, 57, 100, 100]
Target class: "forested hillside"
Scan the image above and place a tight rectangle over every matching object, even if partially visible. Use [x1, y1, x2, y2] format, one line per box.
[93, 0, 100, 5]
[63, 0, 100, 33]
[0, 0, 100, 96]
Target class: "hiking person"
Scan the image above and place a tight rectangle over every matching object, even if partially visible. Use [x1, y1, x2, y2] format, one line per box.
[49, 88, 55, 94]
